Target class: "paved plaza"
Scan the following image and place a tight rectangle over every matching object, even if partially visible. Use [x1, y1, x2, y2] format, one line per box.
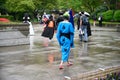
[0, 24, 120, 80]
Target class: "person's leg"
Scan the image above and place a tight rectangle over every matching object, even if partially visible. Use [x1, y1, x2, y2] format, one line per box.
[60, 61, 63, 65]
[43, 37, 49, 46]
[79, 34, 83, 41]
[67, 61, 73, 66]
[83, 26, 88, 42]
[59, 40, 71, 69]
[100, 21, 102, 27]
[93, 20, 96, 27]
[59, 60, 64, 69]
[79, 26, 84, 41]
[77, 25, 80, 30]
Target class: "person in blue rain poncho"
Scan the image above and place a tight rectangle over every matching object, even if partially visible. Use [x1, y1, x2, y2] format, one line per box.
[56, 12, 74, 70]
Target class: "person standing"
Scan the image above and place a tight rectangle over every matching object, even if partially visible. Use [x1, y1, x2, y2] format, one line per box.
[41, 15, 55, 46]
[98, 15, 103, 27]
[93, 14, 97, 27]
[56, 12, 74, 70]
[23, 13, 30, 23]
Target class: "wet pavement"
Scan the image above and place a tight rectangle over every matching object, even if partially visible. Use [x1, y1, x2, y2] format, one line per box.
[0, 24, 120, 80]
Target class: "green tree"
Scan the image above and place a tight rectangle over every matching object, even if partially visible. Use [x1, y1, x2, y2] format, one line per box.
[33, 0, 58, 12]
[113, 10, 120, 21]
[6, 0, 35, 12]
[57, 0, 103, 14]
[103, 0, 120, 10]
[3, 0, 119, 21]
[57, 0, 82, 12]
[102, 10, 114, 21]
[81, 0, 103, 13]
[0, 0, 7, 15]
[5, 0, 35, 20]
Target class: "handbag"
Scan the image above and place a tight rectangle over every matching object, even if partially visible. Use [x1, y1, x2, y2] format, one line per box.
[79, 28, 84, 35]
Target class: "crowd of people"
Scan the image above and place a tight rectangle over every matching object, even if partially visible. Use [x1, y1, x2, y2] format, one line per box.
[22, 9, 94, 69]
[22, 9, 104, 70]
[40, 9, 93, 70]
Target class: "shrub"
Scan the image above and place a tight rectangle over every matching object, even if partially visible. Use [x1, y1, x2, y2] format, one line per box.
[102, 10, 114, 21]
[0, 15, 14, 21]
[113, 10, 120, 22]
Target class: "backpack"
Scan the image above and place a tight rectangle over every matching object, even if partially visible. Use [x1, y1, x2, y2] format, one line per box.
[82, 15, 88, 25]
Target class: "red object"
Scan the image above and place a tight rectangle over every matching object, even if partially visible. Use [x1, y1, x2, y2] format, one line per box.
[0, 18, 10, 22]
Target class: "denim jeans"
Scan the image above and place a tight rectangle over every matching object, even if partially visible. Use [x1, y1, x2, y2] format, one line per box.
[79, 25, 88, 41]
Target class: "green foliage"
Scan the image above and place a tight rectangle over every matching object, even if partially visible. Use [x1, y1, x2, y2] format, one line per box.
[1, 0, 119, 22]
[33, 0, 58, 11]
[5, 0, 35, 21]
[0, 15, 14, 21]
[102, 10, 114, 21]
[5, 0, 35, 13]
[113, 10, 120, 22]
[95, 6, 108, 13]
[0, 0, 7, 14]
[18, 0, 35, 12]
[57, 0, 82, 12]
[81, 0, 102, 12]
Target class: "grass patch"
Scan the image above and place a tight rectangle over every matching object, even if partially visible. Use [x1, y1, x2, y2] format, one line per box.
[0, 21, 23, 24]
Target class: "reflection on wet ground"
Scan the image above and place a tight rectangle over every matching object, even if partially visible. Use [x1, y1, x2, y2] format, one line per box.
[0, 25, 120, 80]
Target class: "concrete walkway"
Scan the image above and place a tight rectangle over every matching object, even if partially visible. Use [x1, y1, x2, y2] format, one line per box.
[0, 24, 120, 80]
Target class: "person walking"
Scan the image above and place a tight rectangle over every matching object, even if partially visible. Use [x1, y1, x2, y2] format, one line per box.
[56, 12, 74, 70]
[79, 11, 88, 42]
[41, 15, 55, 46]
[93, 14, 97, 27]
[98, 15, 103, 27]
[55, 12, 64, 31]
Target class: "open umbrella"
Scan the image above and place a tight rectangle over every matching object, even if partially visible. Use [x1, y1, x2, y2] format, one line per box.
[84, 12, 90, 17]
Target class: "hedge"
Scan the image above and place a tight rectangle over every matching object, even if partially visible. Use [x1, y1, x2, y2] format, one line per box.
[113, 10, 120, 22]
[102, 10, 114, 21]
[97, 10, 120, 22]
[0, 15, 14, 21]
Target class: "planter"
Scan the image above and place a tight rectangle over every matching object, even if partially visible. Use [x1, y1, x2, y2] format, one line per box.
[0, 23, 30, 46]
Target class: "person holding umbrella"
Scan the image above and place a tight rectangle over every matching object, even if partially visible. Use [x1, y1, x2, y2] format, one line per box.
[79, 11, 89, 42]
